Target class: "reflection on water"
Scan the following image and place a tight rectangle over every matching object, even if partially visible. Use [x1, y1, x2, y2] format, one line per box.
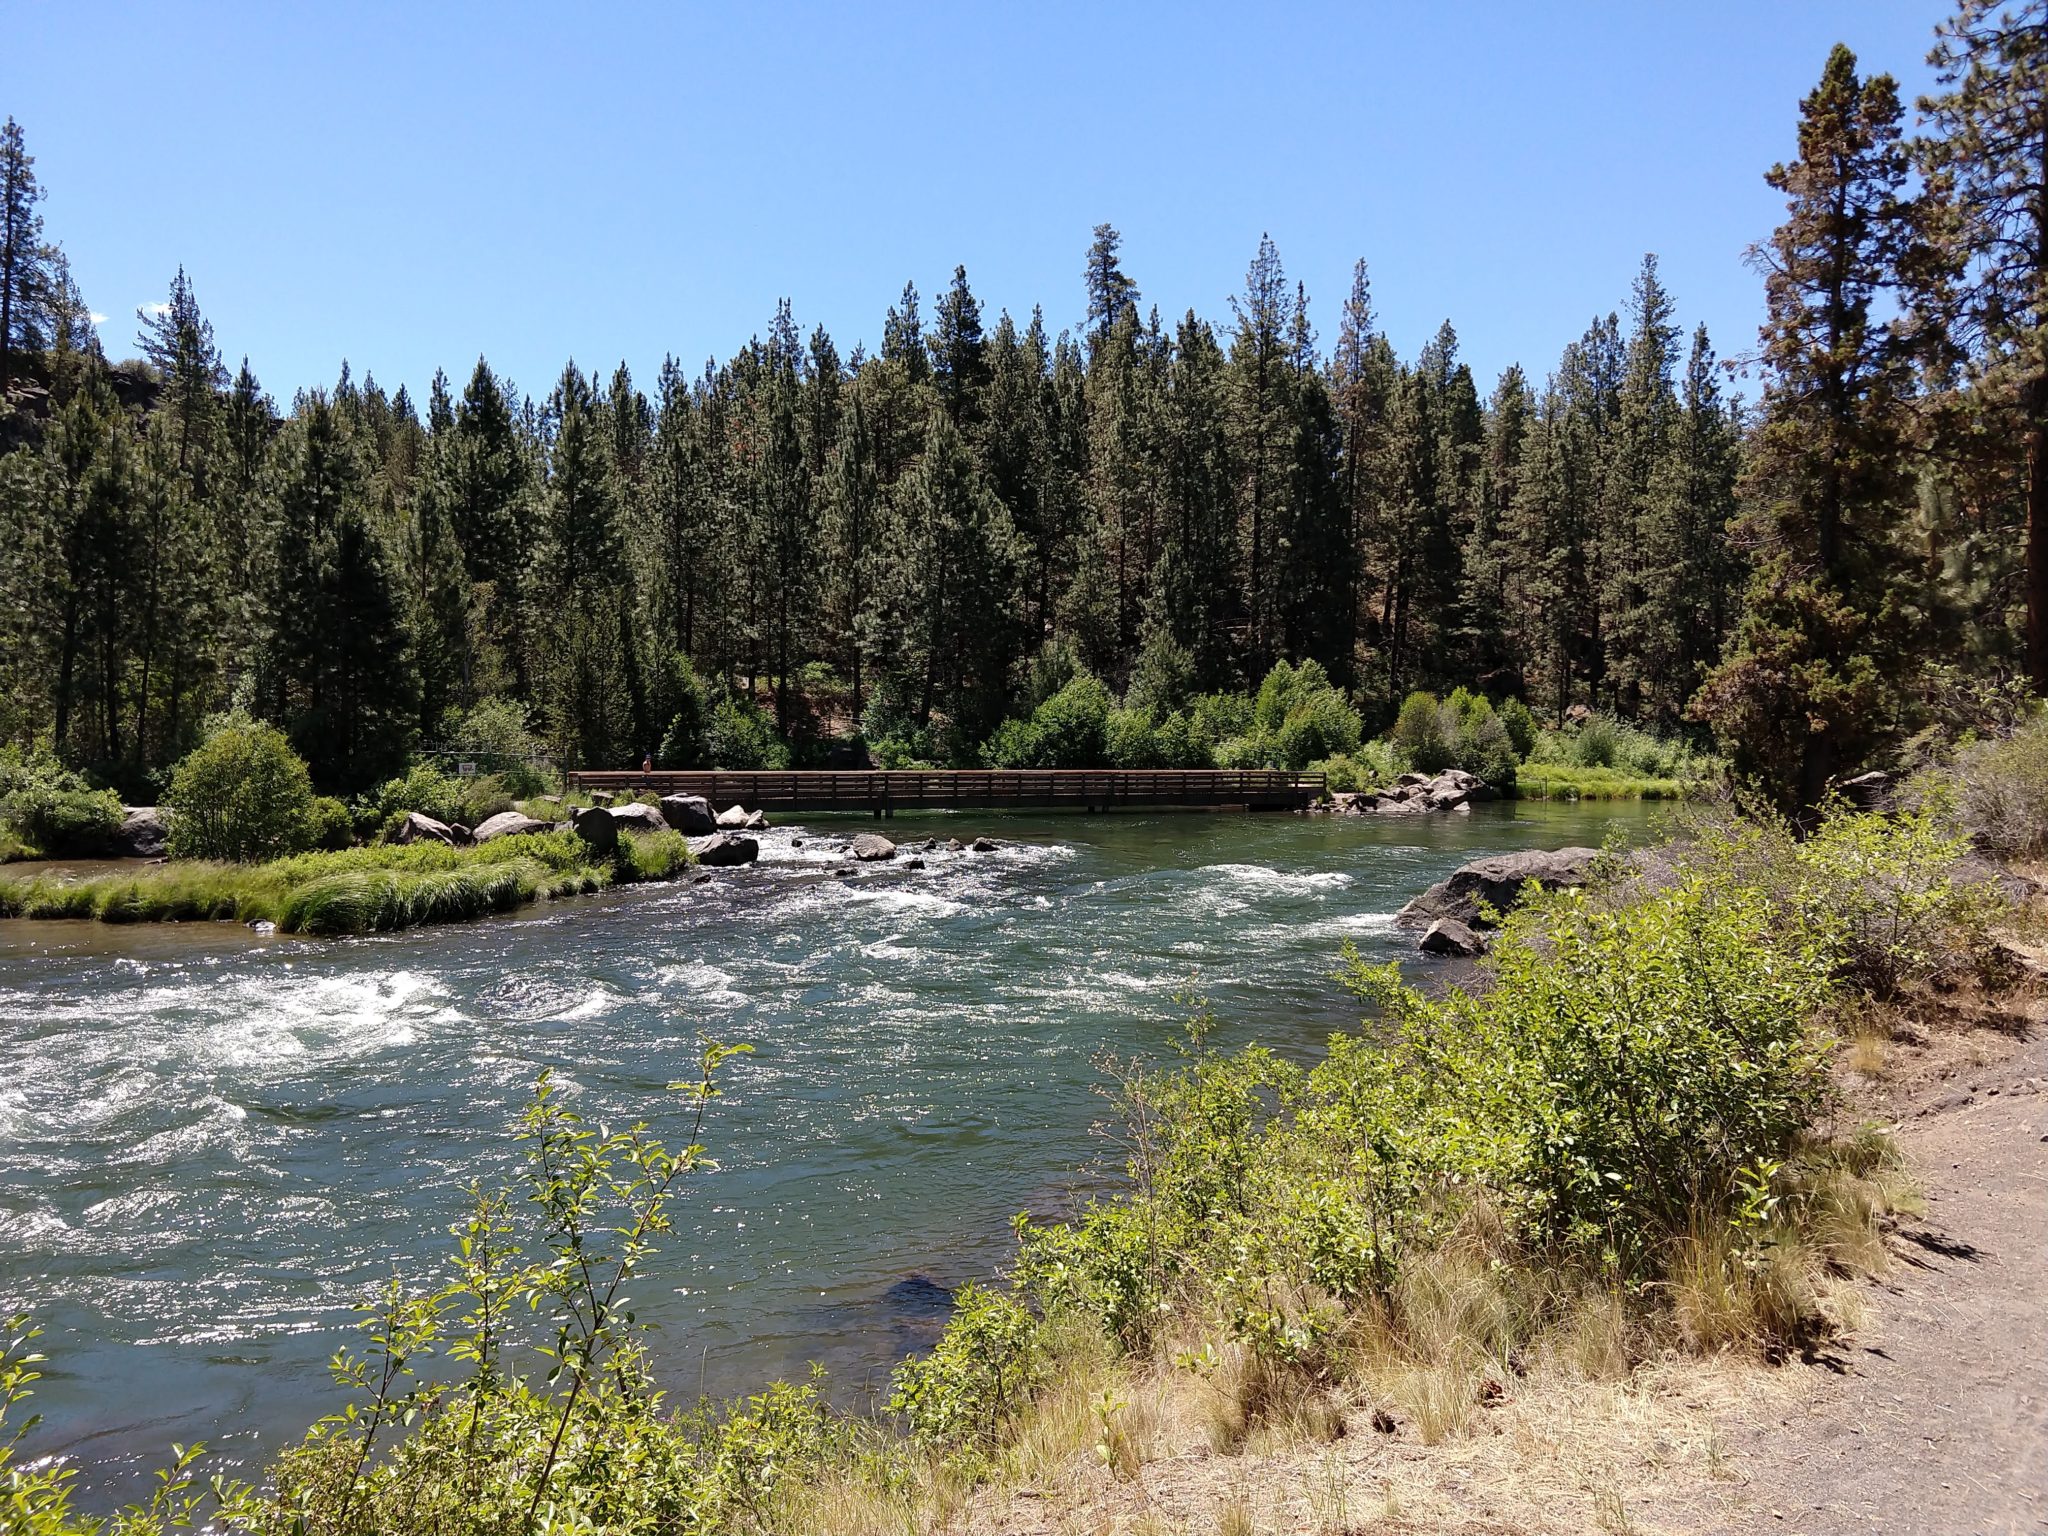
[0, 800, 1655, 1496]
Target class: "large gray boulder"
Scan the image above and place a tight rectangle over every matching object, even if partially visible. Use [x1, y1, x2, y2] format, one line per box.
[693, 832, 758, 867]
[716, 804, 752, 829]
[1396, 846, 1605, 930]
[609, 802, 669, 834]
[392, 811, 457, 846]
[114, 807, 167, 858]
[473, 811, 553, 843]
[572, 804, 619, 854]
[660, 794, 717, 835]
[849, 832, 897, 861]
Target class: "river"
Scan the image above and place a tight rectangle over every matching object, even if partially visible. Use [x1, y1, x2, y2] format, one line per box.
[0, 799, 1654, 1497]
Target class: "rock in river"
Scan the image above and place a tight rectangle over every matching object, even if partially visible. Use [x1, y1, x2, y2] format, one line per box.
[849, 832, 897, 861]
[693, 832, 758, 867]
[660, 794, 717, 834]
[571, 804, 619, 853]
[1419, 918, 1488, 957]
[1396, 846, 1603, 931]
[608, 802, 669, 834]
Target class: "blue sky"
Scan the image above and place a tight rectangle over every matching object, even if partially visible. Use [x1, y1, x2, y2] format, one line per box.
[6, 1, 1949, 405]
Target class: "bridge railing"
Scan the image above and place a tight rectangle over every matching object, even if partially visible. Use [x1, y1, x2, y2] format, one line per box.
[561, 767, 1325, 812]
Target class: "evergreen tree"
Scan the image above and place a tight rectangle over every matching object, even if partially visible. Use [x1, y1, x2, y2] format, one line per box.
[0, 116, 55, 394]
[136, 267, 226, 485]
[1695, 44, 1919, 810]
[1083, 222, 1141, 346]
[1916, 0, 2048, 688]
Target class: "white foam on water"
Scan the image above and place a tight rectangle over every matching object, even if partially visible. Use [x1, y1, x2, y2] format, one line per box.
[840, 887, 966, 919]
[651, 962, 749, 1010]
[1199, 863, 1353, 896]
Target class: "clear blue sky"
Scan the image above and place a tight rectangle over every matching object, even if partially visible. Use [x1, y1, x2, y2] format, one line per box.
[6, 1, 1949, 405]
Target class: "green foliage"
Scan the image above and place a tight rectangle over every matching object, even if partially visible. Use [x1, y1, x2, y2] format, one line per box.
[887, 1283, 1044, 1450]
[1310, 739, 1399, 793]
[164, 714, 317, 863]
[1499, 696, 1538, 759]
[309, 796, 355, 851]
[1218, 661, 1363, 770]
[705, 691, 790, 770]
[1391, 690, 1452, 773]
[0, 749, 122, 857]
[984, 672, 1111, 768]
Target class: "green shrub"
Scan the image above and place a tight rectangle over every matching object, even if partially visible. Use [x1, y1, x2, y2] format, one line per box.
[1499, 697, 1538, 759]
[1191, 691, 1254, 748]
[164, 716, 318, 863]
[984, 673, 1112, 768]
[310, 796, 355, 851]
[887, 1283, 1044, 1449]
[1391, 690, 1452, 772]
[1105, 706, 1165, 768]
[0, 749, 124, 857]
[365, 763, 467, 827]
[1311, 739, 1399, 793]
[706, 693, 789, 769]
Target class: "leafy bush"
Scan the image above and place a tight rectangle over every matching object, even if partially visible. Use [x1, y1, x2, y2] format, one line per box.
[1223, 661, 1363, 770]
[1123, 628, 1197, 719]
[706, 692, 790, 770]
[164, 716, 317, 863]
[1391, 690, 1452, 773]
[1499, 696, 1538, 759]
[888, 1283, 1045, 1449]
[984, 673, 1112, 768]
[365, 763, 468, 828]
[0, 749, 124, 858]
[1311, 739, 1399, 793]
[1105, 706, 1165, 768]
[310, 796, 355, 851]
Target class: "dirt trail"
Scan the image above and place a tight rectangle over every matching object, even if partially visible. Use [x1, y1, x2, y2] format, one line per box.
[1691, 1025, 2048, 1536]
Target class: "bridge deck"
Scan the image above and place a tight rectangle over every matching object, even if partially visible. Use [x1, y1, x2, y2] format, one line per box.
[563, 768, 1324, 814]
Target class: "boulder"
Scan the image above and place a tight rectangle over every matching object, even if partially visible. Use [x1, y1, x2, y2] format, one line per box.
[113, 807, 167, 858]
[1396, 846, 1605, 930]
[473, 811, 552, 842]
[849, 832, 897, 861]
[692, 832, 758, 867]
[571, 804, 619, 853]
[1419, 918, 1488, 958]
[589, 790, 617, 807]
[903, 856, 927, 870]
[449, 823, 474, 845]
[660, 795, 718, 834]
[393, 811, 457, 846]
[945, 838, 965, 852]
[716, 804, 752, 829]
[609, 802, 670, 834]
[744, 809, 769, 830]
[969, 835, 999, 852]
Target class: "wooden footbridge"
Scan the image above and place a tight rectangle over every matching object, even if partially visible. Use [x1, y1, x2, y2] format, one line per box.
[563, 768, 1325, 815]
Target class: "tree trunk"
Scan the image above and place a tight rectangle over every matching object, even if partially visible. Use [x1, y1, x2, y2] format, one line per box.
[2028, 377, 2048, 695]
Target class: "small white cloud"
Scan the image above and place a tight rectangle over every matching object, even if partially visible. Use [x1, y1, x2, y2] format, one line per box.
[142, 302, 171, 316]
[89, 311, 107, 326]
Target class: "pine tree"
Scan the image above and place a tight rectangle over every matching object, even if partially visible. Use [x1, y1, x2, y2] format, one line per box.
[1695, 44, 1919, 810]
[1083, 223, 1141, 346]
[136, 267, 226, 484]
[0, 117, 54, 394]
[1916, 0, 2048, 688]
[929, 265, 989, 429]
[1228, 235, 1293, 673]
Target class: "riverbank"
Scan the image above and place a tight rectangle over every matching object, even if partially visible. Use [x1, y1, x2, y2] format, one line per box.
[0, 828, 691, 935]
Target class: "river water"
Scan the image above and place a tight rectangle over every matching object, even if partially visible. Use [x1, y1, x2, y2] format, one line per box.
[0, 800, 1652, 1496]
